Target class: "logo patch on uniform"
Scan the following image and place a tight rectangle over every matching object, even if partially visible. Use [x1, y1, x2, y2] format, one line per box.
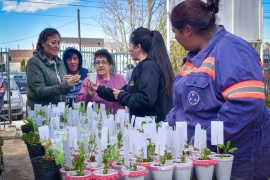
[129, 81, 134, 86]
[188, 91, 200, 105]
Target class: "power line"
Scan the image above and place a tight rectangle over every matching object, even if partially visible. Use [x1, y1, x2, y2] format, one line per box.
[0, 10, 94, 19]
[80, 22, 100, 27]
[2, 0, 160, 11]
[0, 19, 77, 44]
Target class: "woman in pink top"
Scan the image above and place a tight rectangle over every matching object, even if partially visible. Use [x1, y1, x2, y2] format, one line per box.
[76, 49, 127, 114]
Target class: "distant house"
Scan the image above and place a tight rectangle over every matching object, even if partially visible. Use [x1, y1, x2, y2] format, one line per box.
[9, 50, 33, 72]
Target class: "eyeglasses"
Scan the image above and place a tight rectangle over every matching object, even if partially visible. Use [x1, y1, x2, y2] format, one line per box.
[94, 60, 108, 66]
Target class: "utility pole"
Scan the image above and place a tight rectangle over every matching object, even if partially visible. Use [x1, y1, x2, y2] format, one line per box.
[77, 9, 81, 51]
[166, 0, 170, 54]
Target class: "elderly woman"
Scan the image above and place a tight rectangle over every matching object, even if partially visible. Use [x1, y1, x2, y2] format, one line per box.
[26, 28, 80, 109]
[76, 49, 127, 114]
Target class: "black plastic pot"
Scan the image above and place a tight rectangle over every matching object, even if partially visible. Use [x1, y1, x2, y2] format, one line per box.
[26, 144, 45, 160]
[31, 156, 61, 180]
[21, 125, 34, 134]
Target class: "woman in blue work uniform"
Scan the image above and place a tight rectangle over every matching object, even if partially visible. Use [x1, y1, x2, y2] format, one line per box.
[166, 0, 270, 179]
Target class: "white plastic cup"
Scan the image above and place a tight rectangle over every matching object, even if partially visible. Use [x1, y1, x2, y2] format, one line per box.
[88, 73, 97, 83]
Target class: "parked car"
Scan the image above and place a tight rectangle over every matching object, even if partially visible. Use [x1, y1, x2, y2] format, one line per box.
[9, 72, 27, 94]
[0, 76, 23, 120]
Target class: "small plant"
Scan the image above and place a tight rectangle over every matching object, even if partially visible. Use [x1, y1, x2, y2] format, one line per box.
[164, 150, 173, 160]
[43, 121, 49, 127]
[136, 145, 154, 163]
[21, 131, 40, 145]
[88, 66, 95, 73]
[60, 114, 67, 123]
[199, 148, 211, 160]
[62, 164, 74, 171]
[156, 122, 161, 131]
[115, 157, 124, 165]
[87, 135, 97, 162]
[157, 154, 166, 166]
[266, 93, 270, 108]
[72, 142, 86, 176]
[40, 139, 55, 161]
[117, 131, 123, 149]
[22, 117, 34, 127]
[217, 141, 238, 158]
[123, 162, 138, 171]
[180, 151, 186, 163]
[80, 102, 85, 114]
[101, 143, 117, 174]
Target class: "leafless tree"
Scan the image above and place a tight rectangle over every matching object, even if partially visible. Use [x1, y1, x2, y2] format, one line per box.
[96, 0, 165, 52]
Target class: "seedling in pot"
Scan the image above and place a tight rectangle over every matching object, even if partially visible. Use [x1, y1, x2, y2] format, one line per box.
[62, 164, 75, 171]
[199, 148, 211, 160]
[180, 151, 187, 163]
[22, 117, 34, 127]
[101, 143, 118, 174]
[40, 139, 55, 161]
[72, 142, 86, 176]
[21, 131, 40, 145]
[217, 141, 238, 158]
[117, 131, 123, 149]
[164, 150, 173, 160]
[87, 135, 97, 162]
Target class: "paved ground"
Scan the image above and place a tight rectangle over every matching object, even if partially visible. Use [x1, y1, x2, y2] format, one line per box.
[1, 121, 34, 180]
[0, 94, 34, 180]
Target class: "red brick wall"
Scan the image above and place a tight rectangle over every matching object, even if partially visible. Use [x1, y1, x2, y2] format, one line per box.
[10, 50, 33, 63]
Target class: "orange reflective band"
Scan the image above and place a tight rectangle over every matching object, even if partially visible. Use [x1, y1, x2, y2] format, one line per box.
[0, 88, 6, 93]
[222, 80, 265, 100]
[179, 57, 215, 79]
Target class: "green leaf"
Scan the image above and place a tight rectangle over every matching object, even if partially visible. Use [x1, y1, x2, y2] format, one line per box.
[217, 144, 224, 149]
[225, 141, 231, 150]
[228, 147, 238, 153]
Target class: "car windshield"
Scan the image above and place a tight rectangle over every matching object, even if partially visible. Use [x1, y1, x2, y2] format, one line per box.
[0, 77, 19, 91]
[8, 79, 19, 90]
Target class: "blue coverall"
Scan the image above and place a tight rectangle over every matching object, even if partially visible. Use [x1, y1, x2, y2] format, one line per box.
[166, 25, 270, 179]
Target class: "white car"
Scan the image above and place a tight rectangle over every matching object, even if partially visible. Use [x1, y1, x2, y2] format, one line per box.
[1, 77, 23, 120]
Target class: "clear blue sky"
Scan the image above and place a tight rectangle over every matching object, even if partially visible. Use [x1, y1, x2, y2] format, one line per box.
[0, 0, 269, 50]
[0, 0, 105, 50]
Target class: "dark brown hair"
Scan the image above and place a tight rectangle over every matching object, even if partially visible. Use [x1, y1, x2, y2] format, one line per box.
[170, 0, 220, 36]
[36, 28, 61, 51]
[129, 27, 174, 96]
[94, 49, 115, 67]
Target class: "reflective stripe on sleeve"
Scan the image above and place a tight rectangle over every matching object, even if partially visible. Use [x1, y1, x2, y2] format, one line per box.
[0, 88, 6, 93]
[179, 57, 215, 79]
[222, 80, 265, 100]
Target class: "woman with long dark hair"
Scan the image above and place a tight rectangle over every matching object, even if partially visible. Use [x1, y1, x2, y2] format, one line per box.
[90, 27, 174, 122]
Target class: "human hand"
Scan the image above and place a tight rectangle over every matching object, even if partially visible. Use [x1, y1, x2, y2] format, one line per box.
[85, 79, 94, 96]
[62, 75, 72, 82]
[112, 88, 123, 100]
[89, 80, 99, 92]
[67, 75, 81, 87]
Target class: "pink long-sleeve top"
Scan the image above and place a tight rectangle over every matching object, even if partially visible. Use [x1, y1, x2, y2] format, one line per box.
[76, 73, 127, 114]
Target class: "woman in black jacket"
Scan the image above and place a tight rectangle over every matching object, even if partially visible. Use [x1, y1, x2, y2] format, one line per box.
[90, 27, 174, 122]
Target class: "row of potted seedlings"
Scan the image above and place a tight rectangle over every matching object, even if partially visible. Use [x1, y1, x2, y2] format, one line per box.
[20, 103, 238, 180]
[58, 133, 237, 180]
